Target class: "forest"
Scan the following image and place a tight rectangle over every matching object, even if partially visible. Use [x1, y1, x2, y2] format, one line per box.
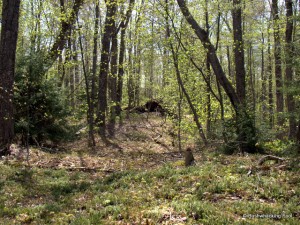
[0, 0, 299, 224]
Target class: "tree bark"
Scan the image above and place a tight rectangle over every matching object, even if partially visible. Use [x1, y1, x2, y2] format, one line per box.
[90, 0, 100, 145]
[148, 19, 155, 99]
[71, 38, 77, 110]
[96, 0, 117, 137]
[226, 46, 233, 79]
[205, 0, 211, 138]
[248, 45, 256, 113]
[297, 120, 300, 153]
[261, 32, 267, 119]
[116, 0, 135, 117]
[134, 37, 141, 107]
[267, 24, 274, 127]
[272, 0, 284, 126]
[78, 22, 96, 147]
[117, 27, 126, 117]
[285, 0, 297, 138]
[127, 29, 134, 108]
[0, 0, 21, 154]
[108, 33, 118, 136]
[232, 0, 246, 103]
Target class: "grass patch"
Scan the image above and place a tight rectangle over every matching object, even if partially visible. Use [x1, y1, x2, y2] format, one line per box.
[0, 152, 299, 224]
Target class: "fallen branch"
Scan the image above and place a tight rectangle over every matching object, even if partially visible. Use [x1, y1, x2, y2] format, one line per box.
[247, 155, 286, 176]
[62, 167, 115, 173]
[258, 155, 285, 166]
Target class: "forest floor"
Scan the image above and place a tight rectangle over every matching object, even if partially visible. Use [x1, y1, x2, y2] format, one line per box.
[0, 113, 299, 224]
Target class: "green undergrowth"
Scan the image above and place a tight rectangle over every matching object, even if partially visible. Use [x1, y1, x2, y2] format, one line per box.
[0, 155, 299, 224]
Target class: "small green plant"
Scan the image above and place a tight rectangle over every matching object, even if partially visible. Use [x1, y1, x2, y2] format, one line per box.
[50, 181, 90, 199]
[15, 50, 74, 145]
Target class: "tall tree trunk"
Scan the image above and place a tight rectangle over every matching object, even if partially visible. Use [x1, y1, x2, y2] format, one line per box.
[78, 22, 96, 147]
[297, 120, 300, 153]
[285, 0, 297, 138]
[116, 0, 135, 116]
[232, 0, 246, 103]
[133, 0, 141, 106]
[261, 32, 267, 119]
[134, 37, 141, 107]
[89, 0, 100, 147]
[162, 0, 170, 87]
[148, 19, 155, 99]
[117, 27, 126, 117]
[267, 24, 274, 127]
[205, 0, 211, 139]
[177, 87, 183, 152]
[226, 46, 233, 79]
[64, 38, 71, 95]
[58, 54, 65, 87]
[96, 0, 117, 137]
[0, 0, 21, 154]
[108, 33, 118, 136]
[127, 28, 134, 108]
[71, 38, 77, 110]
[232, 0, 255, 153]
[248, 45, 256, 113]
[272, 0, 284, 126]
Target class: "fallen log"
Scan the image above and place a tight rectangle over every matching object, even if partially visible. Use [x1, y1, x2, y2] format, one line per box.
[258, 155, 285, 166]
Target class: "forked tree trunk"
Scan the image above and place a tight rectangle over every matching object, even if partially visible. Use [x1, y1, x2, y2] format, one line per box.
[0, 0, 21, 154]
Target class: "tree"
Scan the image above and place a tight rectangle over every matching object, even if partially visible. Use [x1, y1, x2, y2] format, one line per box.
[285, 0, 296, 138]
[232, 0, 246, 103]
[109, 0, 135, 135]
[96, 0, 117, 137]
[176, 0, 257, 153]
[88, 0, 100, 146]
[272, 0, 284, 126]
[49, 0, 84, 65]
[0, 0, 21, 154]
[170, 42, 208, 146]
